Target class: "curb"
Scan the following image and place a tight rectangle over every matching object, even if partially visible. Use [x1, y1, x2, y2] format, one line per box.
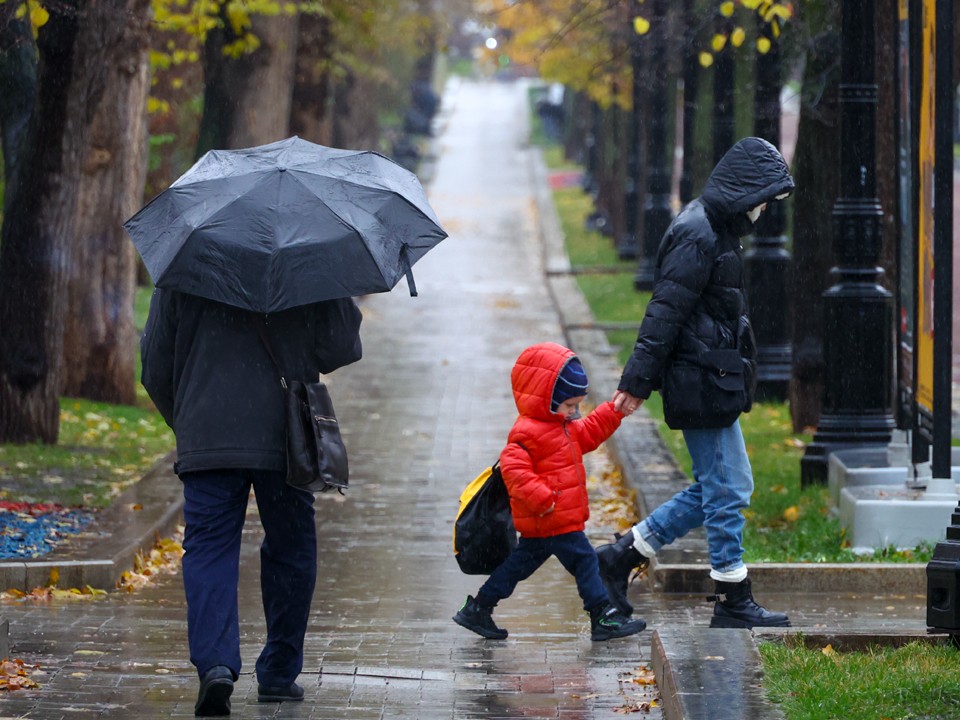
[0, 452, 183, 593]
[651, 628, 786, 720]
[651, 562, 928, 595]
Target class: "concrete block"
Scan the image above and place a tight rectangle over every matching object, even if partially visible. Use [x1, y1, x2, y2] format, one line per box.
[0, 562, 27, 593]
[838, 484, 958, 551]
[0, 616, 8, 659]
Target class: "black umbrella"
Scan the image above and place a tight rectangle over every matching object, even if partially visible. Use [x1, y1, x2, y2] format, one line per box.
[124, 136, 448, 313]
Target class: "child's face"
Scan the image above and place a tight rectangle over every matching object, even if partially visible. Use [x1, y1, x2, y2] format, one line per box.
[556, 395, 586, 419]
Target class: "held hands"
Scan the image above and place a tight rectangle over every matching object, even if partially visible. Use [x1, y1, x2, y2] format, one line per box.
[613, 390, 644, 416]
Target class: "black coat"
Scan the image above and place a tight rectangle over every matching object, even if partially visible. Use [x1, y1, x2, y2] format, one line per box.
[141, 290, 362, 474]
[618, 137, 794, 424]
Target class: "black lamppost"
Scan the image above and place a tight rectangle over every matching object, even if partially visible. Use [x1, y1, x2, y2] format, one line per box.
[800, 0, 895, 486]
[712, 12, 735, 163]
[619, 0, 644, 261]
[744, 18, 791, 401]
[634, 0, 672, 290]
[678, 0, 699, 206]
[925, 0, 958, 641]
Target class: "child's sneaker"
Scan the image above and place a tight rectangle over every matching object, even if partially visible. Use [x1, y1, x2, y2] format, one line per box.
[453, 595, 508, 639]
[589, 602, 646, 641]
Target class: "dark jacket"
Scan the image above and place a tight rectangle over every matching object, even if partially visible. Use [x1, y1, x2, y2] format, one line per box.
[618, 137, 794, 426]
[141, 289, 362, 474]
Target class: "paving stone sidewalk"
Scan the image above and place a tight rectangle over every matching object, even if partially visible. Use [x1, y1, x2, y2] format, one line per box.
[0, 77, 938, 720]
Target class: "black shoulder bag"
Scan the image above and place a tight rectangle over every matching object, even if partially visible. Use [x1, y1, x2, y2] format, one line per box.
[253, 316, 349, 494]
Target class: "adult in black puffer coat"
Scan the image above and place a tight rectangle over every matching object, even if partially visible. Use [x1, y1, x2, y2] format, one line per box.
[596, 137, 794, 630]
[141, 290, 362, 715]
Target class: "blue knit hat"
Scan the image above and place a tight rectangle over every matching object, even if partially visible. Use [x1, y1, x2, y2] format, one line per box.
[551, 357, 589, 411]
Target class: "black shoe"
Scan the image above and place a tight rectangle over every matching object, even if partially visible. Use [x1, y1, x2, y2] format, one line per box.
[195, 665, 234, 717]
[257, 681, 305, 703]
[589, 602, 647, 641]
[453, 595, 508, 639]
[596, 532, 648, 616]
[708, 578, 791, 629]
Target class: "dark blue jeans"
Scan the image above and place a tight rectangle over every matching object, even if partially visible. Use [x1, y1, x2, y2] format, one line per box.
[476, 531, 607, 612]
[180, 469, 316, 687]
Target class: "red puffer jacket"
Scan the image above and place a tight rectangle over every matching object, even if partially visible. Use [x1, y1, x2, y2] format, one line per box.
[500, 342, 623, 538]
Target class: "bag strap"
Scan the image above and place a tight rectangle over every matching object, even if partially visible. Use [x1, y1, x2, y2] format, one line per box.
[251, 315, 288, 389]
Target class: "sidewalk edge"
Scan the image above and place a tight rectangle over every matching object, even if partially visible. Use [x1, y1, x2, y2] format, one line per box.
[0, 451, 183, 593]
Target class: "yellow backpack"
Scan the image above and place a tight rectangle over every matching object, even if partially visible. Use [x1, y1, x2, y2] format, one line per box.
[453, 461, 517, 574]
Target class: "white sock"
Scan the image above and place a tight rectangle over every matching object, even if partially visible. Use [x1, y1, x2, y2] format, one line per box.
[710, 566, 748, 583]
[630, 526, 657, 557]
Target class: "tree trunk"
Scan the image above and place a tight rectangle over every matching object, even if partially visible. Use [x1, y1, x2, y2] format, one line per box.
[61, 0, 152, 404]
[290, 12, 333, 145]
[197, 8, 299, 154]
[788, 29, 842, 433]
[0, 3, 81, 443]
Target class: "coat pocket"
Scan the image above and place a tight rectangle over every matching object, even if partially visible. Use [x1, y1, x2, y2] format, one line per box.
[662, 349, 746, 429]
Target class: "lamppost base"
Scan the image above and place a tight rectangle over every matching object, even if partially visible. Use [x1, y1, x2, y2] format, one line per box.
[617, 233, 638, 261]
[634, 263, 655, 291]
[800, 412, 895, 487]
[927, 530, 960, 634]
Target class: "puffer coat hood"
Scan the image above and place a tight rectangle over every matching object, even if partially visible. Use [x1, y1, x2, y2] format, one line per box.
[510, 342, 576, 421]
[701, 136, 794, 226]
[618, 137, 794, 424]
[501, 342, 622, 538]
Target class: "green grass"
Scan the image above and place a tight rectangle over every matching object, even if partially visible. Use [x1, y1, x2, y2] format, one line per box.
[0, 285, 173, 509]
[759, 640, 960, 719]
[542, 142, 933, 564]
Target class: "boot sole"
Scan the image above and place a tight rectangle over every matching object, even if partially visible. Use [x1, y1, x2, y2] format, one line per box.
[591, 620, 647, 641]
[452, 614, 508, 640]
[710, 615, 791, 629]
[195, 678, 233, 716]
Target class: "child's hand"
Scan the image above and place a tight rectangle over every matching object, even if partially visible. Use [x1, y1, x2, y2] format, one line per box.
[539, 503, 555, 517]
[614, 390, 643, 416]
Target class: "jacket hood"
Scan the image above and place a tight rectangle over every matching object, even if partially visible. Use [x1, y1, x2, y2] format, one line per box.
[700, 137, 794, 223]
[511, 342, 577, 421]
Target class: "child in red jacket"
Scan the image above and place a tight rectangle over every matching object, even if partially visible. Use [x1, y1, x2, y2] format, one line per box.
[453, 342, 647, 641]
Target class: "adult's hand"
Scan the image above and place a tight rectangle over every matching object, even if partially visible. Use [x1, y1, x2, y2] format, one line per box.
[613, 390, 644, 416]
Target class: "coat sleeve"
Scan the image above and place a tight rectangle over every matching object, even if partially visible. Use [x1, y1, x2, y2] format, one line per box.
[140, 289, 177, 428]
[570, 402, 622, 454]
[312, 298, 363, 373]
[500, 439, 556, 516]
[619, 222, 715, 398]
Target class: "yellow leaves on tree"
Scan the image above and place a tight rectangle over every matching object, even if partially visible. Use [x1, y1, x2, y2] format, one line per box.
[484, 0, 793, 104]
[483, 0, 632, 109]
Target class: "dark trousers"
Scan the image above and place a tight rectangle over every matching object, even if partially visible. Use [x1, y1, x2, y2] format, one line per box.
[180, 469, 316, 686]
[476, 531, 607, 612]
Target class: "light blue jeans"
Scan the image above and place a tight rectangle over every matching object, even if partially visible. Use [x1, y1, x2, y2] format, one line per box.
[635, 420, 753, 575]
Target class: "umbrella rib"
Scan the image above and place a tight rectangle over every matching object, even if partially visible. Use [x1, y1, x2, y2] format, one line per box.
[284, 171, 395, 287]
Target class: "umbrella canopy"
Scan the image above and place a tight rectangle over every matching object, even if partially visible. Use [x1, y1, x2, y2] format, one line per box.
[124, 136, 448, 313]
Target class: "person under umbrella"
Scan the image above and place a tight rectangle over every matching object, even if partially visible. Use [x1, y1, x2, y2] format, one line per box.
[133, 138, 445, 716]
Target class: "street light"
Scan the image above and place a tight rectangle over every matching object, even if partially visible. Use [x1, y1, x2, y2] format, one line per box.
[744, 16, 791, 401]
[634, 0, 672, 290]
[619, 0, 644, 261]
[800, 0, 895, 486]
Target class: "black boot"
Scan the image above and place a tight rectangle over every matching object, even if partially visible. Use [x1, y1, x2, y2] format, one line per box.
[453, 595, 508, 639]
[708, 578, 790, 628]
[589, 602, 647, 641]
[596, 532, 648, 616]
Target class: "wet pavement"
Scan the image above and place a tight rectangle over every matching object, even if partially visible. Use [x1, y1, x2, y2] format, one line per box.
[0, 78, 940, 719]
